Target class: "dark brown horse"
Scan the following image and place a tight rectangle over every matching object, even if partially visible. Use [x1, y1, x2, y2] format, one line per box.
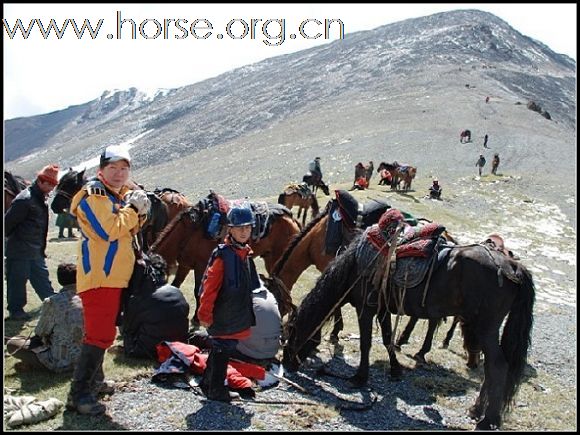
[150, 200, 301, 323]
[377, 162, 417, 191]
[277, 184, 319, 226]
[283, 227, 535, 430]
[4, 171, 31, 210]
[271, 203, 462, 362]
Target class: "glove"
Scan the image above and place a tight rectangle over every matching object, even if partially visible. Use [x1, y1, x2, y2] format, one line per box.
[124, 190, 150, 216]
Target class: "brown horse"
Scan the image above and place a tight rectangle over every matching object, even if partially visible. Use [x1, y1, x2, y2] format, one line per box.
[277, 184, 319, 226]
[150, 200, 301, 323]
[4, 171, 30, 210]
[377, 162, 417, 191]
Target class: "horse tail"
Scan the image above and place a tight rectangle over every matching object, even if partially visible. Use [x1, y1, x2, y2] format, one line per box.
[277, 193, 286, 205]
[500, 264, 535, 412]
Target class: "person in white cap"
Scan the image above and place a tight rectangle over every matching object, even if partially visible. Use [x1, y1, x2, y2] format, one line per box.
[66, 145, 150, 415]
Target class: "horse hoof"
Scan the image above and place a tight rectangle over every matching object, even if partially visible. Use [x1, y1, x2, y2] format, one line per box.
[348, 376, 368, 388]
[475, 417, 500, 431]
[412, 354, 427, 364]
[468, 405, 483, 421]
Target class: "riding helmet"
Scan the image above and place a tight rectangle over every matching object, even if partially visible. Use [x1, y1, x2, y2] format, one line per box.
[227, 206, 255, 227]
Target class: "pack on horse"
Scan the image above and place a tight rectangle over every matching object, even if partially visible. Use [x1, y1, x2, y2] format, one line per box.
[4, 170, 31, 210]
[377, 162, 417, 191]
[302, 173, 330, 196]
[277, 183, 320, 226]
[50, 168, 186, 252]
[283, 209, 535, 430]
[150, 192, 301, 324]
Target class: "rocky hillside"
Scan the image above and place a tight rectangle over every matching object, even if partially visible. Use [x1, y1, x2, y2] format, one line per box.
[5, 9, 576, 219]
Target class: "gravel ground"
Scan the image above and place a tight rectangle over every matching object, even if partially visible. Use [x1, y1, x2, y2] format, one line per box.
[104, 302, 576, 431]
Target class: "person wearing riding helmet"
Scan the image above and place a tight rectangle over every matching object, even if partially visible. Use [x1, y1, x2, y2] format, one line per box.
[198, 204, 260, 402]
[66, 145, 150, 415]
[197, 204, 260, 402]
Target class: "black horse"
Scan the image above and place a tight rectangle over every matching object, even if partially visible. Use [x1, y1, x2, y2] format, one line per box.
[302, 173, 330, 196]
[50, 168, 168, 251]
[283, 227, 535, 430]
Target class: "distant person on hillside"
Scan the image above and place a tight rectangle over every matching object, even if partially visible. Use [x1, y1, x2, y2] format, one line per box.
[428, 178, 442, 200]
[307, 157, 323, 184]
[491, 153, 500, 175]
[56, 211, 78, 239]
[483, 134, 489, 148]
[475, 154, 486, 176]
[485, 96, 490, 103]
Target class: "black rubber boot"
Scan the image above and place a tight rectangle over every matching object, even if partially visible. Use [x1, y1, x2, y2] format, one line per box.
[66, 344, 107, 415]
[92, 364, 115, 397]
[201, 349, 235, 402]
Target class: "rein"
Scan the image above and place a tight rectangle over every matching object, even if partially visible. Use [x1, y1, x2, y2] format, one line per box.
[290, 224, 402, 364]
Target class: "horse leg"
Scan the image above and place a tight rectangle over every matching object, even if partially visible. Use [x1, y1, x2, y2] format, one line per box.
[442, 316, 460, 348]
[378, 308, 403, 380]
[329, 308, 343, 343]
[396, 316, 419, 348]
[413, 318, 441, 364]
[474, 334, 508, 430]
[350, 304, 374, 387]
[171, 263, 190, 288]
[189, 265, 205, 329]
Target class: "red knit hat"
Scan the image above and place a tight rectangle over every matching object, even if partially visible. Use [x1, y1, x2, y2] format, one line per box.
[37, 164, 60, 186]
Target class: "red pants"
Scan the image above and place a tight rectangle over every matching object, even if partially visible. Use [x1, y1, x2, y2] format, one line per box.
[79, 287, 122, 349]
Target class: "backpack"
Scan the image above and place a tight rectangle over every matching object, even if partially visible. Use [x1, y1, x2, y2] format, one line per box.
[121, 253, 190, 359]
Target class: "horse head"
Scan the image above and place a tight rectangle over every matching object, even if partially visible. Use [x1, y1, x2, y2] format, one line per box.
[51, 168, 86, 214]
[282, 309, 321, 373]
[319, 181, 330, 196]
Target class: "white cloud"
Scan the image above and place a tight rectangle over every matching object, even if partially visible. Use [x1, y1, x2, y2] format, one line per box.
[2, 3, 576, 119]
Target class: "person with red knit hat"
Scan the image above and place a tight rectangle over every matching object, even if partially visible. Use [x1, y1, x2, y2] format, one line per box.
[5, 164, 60, 321]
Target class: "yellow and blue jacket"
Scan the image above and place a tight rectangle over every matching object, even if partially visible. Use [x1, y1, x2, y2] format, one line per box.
[70, 178, 143, 293]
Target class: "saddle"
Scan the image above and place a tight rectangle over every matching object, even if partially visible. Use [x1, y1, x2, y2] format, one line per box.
[199, 191, 230, 240]
[284, 182, 311, 199]
[482, 233, 516, 259]
[324, 190, 391, 255]
[391, 227, 448, 289]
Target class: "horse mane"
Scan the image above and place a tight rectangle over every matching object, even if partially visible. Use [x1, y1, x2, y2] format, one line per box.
[150, 205, 198, 252]
[271, 204, 330, 276]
